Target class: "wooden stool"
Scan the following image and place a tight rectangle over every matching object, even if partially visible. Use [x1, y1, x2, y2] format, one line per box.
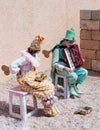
[9, 86, 38, 121]
[55, 74, 70, 99]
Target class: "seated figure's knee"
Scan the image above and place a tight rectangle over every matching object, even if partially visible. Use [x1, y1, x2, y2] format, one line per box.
[68, 72, 78, 83]
[82, 68, 88, 77]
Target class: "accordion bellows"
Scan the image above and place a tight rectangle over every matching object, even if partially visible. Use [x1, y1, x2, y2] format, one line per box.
[63, 44, 83, 70]
[17, 70, 54, 99]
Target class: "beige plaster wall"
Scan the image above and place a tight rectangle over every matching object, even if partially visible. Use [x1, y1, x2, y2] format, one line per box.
[0, 0, 100, 76]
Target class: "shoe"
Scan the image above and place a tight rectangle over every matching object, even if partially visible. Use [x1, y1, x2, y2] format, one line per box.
[70, 94, 76, 99]
[74, 86, 84, 94]
[44, 105, 58, 117]
[70, 86, 80, 97]
[70, 92, 80, 98]
[70, 94, 80, 99]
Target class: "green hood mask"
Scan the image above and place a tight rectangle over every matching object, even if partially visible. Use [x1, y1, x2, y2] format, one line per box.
[65, 28, 76, 42]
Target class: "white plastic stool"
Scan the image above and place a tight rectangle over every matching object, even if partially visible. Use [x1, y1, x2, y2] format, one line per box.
[55, 74, 70, 99]
[9, 86, 38, 121]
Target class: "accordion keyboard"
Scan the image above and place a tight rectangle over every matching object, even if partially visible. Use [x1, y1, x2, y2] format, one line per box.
[64, 48, 75, 70]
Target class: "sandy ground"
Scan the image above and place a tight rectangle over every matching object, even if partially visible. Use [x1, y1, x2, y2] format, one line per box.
[0, 70, 100, 130]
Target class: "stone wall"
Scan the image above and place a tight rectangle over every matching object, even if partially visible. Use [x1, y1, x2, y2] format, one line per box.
[80, 10, 100, 72]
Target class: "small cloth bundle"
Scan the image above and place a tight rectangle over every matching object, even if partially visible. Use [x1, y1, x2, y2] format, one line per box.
[74, 106, 93, 115]
[35, 73, 47, 82]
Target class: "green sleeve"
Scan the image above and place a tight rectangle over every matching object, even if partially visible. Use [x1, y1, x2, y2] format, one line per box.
[52, 47, 60, 68]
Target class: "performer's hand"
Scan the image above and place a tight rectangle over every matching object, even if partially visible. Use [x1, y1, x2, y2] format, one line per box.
[16, 70, 21, 77]
[83, 58, 85, 62]
[64, 67, 73, 72]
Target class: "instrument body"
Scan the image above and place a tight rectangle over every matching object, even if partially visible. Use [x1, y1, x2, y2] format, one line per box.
[63, 44, 83, 70]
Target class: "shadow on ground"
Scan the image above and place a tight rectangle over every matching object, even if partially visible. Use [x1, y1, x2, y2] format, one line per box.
[0, 101, 48, 119]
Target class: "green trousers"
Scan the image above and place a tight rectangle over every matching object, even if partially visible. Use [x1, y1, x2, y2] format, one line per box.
[56, 67, 88, 95]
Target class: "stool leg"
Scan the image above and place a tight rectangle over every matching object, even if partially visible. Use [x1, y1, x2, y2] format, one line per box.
[55, 76, 58, 96]
[9, 93, 13, 115]
[33, 96, 37, 109]
[20, 95, 27, 121]
[64, 78, 67, 99]
[64, 78, 70, 99]
[66, 80, 70, 98]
